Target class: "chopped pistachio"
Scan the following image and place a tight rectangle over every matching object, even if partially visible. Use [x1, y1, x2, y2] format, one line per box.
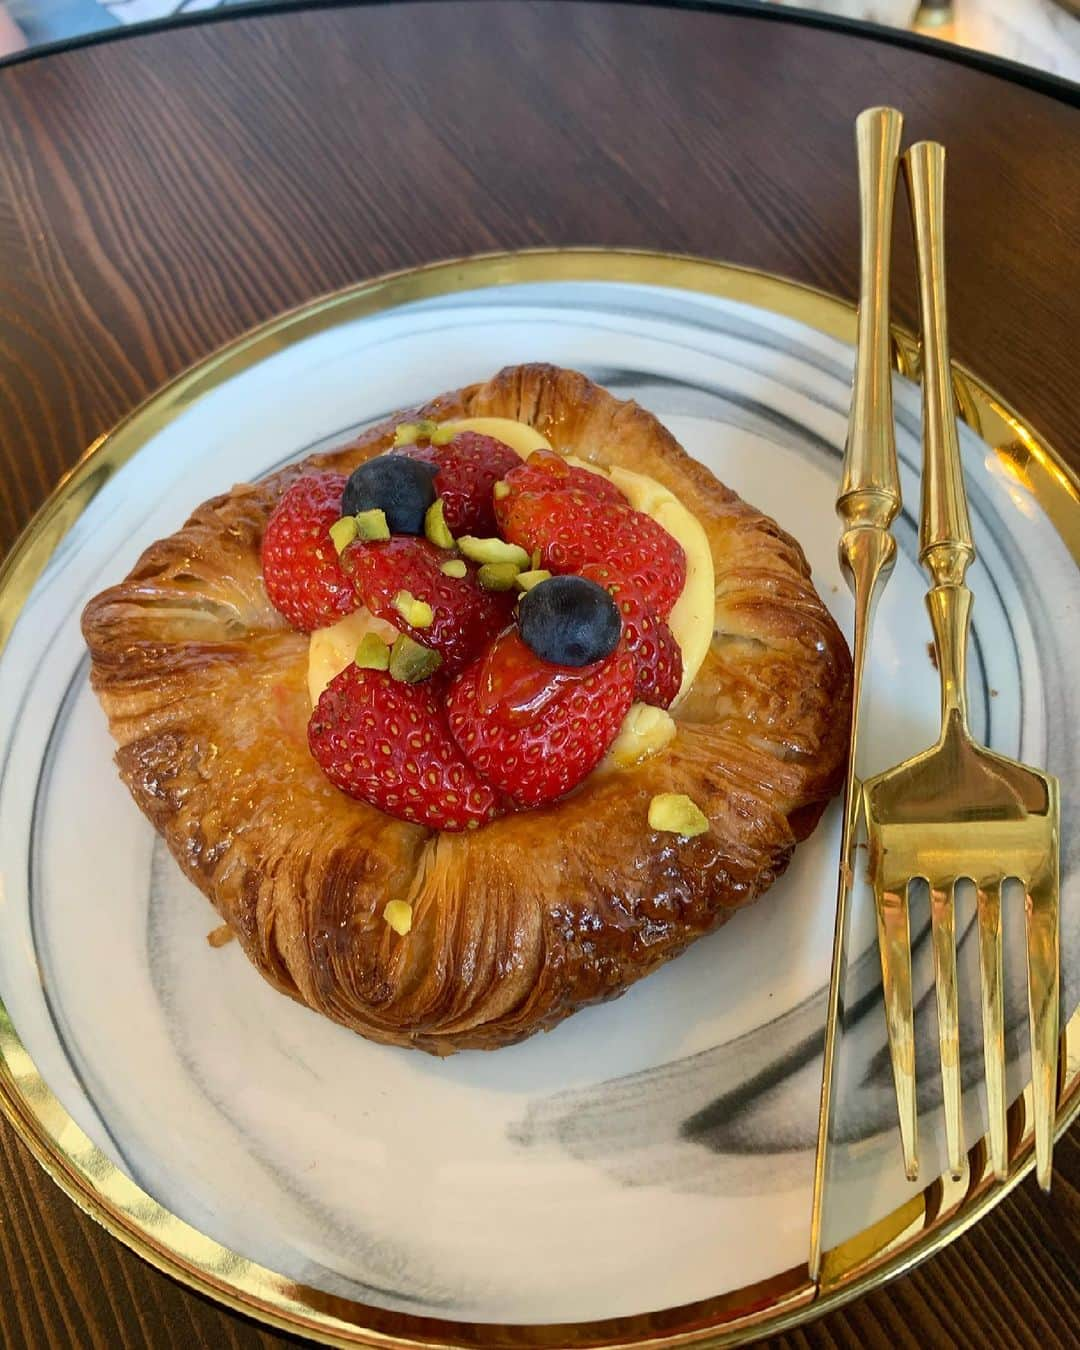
[393, 422, 420, 447]
[457, 535, 530, 569]
[424, 498, 455, 550]
[389, 633, 442, 683]
[354, 508, 390, 541]
[515, 568, 552, 592]
[354, 633, 391, 671]
[393, 419, 438, 447]
[477, 562, 521, 592]
[440, 559, 468, 578]
[531, 548, 542, 570]
[392, 589, 434, 629]
[383, 900, 413, 935]
[493, 479, 510, 500]
[329, 515, 359, 554]
[430, 423, 457, 446]
[648, 792, 708, 838]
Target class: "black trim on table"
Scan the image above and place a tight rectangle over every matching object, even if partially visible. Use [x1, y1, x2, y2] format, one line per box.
[1, 0, 1078, 106]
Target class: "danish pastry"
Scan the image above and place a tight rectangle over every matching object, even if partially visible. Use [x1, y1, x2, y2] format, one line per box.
[82, 364, 851, 1053]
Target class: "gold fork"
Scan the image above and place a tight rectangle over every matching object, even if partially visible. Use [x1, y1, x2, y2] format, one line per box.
[863, 140, 1061, 1187]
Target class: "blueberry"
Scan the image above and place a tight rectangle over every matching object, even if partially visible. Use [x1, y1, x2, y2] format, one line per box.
[518, 576, 622, 667]
[342, 456, 438, 535]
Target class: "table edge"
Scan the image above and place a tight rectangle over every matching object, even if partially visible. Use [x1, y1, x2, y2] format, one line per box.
[1, 0, 1078, 107]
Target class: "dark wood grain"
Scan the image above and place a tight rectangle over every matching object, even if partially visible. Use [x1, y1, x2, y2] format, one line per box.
[0, 3, 1077, 1347]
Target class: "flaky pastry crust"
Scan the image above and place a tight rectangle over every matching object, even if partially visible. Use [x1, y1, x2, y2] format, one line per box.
[82, 365, 851, 1053]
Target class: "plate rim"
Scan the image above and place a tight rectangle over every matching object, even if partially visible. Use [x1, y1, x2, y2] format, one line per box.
[0, 247, 1077, 1349]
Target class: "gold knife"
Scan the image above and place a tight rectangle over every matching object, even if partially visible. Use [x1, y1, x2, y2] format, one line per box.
[809, 105, 904, 1282]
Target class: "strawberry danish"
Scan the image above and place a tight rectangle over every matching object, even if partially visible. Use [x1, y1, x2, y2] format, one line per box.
[82, 364, 851, 1053]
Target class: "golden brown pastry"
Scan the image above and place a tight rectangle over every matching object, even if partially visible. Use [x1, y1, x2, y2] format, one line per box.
[82, 364, 851, 1053]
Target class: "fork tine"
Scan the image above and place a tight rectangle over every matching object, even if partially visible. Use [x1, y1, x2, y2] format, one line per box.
[1025, 864, 1060, 1190]
[930, 880, 964, 1179]
[975, 877, 1007, 1181]
[873, 871, 919, 1179]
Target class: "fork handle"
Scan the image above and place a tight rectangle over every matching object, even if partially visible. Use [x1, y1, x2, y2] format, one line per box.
[905, 142, 975, 583]
[905, 141, 975, 725]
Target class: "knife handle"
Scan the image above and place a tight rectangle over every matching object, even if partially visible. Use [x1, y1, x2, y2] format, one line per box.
[838, 107, 904, 541]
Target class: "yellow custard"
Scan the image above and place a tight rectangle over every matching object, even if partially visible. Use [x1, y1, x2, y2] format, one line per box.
[307, 421, 716, 744]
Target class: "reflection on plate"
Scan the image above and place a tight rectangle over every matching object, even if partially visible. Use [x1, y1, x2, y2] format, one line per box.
[0, 252, 1076, 1345]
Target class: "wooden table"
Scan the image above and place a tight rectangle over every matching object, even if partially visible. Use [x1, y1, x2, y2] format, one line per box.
[1, 3, 1078, 1345]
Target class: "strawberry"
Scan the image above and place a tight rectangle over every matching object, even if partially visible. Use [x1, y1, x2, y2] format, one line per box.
[579, 563, 682, 708]
[342, 536, 514, 671]
[502, 449, 627, 505]
[261, 473, 358, 632]
[447, 631, 635, 808]
[494, 487, 687, 617]
[309, 665, 504, 831]
[399, 432, 521, 536]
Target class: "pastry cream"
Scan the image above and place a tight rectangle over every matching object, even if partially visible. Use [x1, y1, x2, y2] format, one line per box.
[307, 421, 716, 730]
[604, 703, 677, 767]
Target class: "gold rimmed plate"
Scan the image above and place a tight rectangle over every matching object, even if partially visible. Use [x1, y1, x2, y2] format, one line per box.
[0, 250, 1076, 1346]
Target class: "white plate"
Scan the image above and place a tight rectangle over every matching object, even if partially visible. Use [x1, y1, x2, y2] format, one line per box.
[0, 260, 1076, 1332]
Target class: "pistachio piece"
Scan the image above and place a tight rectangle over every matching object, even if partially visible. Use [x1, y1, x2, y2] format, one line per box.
[389, 633, 442, 683]
[383, 900, 413, 935]
[440, 559, 468, 578]
[531, 547, 542, 570]
[477, 562, 521, 592]
[457, 535, 530, 569]
[329, 516, 359, 554]
[393, 419, 438, 447]
[392, 590, 434, 629]
[354, 633, 391, 671]
[514, 568, 552, 592]
[493, 480, 510, 500]
[648, 792, 708, 838]
[424, 498, 455, 550]
[392, 422, 420, 447]
[353, 508, 390, 542]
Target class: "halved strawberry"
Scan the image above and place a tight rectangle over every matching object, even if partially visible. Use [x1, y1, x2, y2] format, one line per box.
[579, 563, 682, 708]
[399, 432, 521, 536]
[447, 631, 635, 808]
[502, 449, 627, 505]
[309, 665, 504, 831]
[494, 487, 687, 617]
[261, 473, 358, 632]
[342, 536, 513, 671]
